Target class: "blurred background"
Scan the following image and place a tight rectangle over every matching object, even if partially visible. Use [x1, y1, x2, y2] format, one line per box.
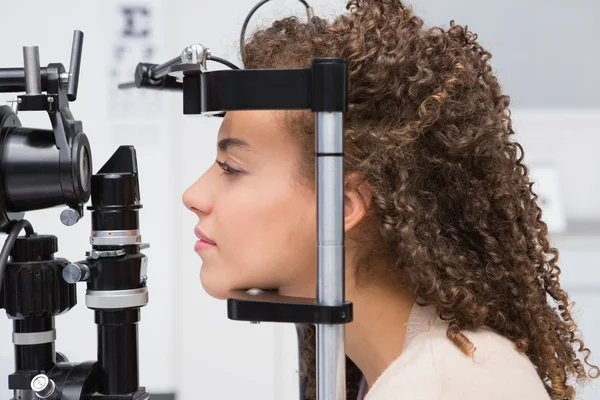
[0, 0, 598, 399]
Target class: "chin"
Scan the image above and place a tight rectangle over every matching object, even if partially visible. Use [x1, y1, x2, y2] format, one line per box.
[200, 282, 231, 300]
[199, 269, 261, 300]
[199, 266, 282, 300]
[199, 268, 231, 300]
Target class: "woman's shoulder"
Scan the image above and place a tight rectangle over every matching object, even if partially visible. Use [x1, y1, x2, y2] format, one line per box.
[365, 313, 551, 400]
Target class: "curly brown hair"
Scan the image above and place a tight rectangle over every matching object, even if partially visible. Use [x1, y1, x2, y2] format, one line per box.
[241, 0, 599, 399]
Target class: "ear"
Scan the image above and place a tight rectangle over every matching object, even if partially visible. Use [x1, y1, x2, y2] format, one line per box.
[344, 172, 372, 233]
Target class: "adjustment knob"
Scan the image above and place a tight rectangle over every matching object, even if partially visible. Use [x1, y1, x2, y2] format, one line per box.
[62, 262, 90, 283]
[2, 235, 76, 319]
[60, 208, 81, 226]
[9, 234, 57, 262]
[31, 374, 59, 399]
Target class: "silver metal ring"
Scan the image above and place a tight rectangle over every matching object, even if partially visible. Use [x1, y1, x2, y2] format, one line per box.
[86, 288, 148, 309]
[13, 330, 56, 345]
[90, 229, 141, 246]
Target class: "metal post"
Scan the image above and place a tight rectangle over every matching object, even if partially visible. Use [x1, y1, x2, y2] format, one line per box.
[23, 46, 41, 95]
[316, 111, 346, 400]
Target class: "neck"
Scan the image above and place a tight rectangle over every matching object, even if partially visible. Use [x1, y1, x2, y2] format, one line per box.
[279, 277, 414, 390]
[344, 281, 414, 388]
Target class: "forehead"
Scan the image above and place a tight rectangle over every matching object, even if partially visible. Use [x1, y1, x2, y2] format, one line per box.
[218, 110, 289, 146]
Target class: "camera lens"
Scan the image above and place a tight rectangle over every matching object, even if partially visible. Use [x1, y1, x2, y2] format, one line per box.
[79, 145, 91, 192]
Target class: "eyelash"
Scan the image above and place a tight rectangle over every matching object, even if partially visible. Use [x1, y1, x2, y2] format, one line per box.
[215, 160, 242, 176]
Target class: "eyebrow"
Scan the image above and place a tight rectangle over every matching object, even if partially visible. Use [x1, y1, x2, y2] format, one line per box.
[218, 137, 251, 152]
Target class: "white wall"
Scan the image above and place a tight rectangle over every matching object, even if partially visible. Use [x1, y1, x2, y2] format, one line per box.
[514, 110, 600, 399]
[1, 1, 599, 400]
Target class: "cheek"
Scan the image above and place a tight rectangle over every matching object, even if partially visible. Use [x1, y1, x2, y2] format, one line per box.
[218, 179, 316, 283]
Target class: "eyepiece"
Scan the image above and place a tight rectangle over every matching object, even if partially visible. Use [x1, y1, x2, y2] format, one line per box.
[87, 146, 141, 233]
[0, 106, 92, 232]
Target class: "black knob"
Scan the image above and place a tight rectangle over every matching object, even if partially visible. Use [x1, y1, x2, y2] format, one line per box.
[10, 234, 58, 262]
[1, 235, 76, 318]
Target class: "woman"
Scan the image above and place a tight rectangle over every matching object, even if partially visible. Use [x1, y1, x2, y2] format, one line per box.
[182, 1, 599, 399]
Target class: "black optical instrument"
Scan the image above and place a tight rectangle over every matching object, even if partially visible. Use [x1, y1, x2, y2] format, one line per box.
[0, 30, 150, 400]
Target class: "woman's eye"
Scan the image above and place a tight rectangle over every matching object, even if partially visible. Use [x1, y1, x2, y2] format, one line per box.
[215, 160, 242, 176]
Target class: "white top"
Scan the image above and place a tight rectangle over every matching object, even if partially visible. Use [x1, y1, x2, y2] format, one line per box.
[362, 304, 551, 400]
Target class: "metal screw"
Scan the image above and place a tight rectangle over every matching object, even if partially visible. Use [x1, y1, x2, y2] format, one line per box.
[184, 47, 194, 61]
[89, 250, 101, 259]
[47, 96, 55, 111]
[246, 288, 264, 324]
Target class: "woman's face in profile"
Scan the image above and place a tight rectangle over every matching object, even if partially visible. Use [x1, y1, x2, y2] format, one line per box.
[182, 110, 317, 299]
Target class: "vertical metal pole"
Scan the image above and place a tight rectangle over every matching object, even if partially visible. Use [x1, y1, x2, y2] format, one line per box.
[316, 111, 345, 400]
[22, 46, 41, 95]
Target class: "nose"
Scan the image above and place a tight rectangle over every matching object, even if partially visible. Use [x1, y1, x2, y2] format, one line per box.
[182, 172, 213, 216]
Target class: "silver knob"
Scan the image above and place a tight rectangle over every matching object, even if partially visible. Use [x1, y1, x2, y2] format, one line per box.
[180, 44, 211, 71]
[63, 262, 90, 284]
[60, 208, 81, 226]
[30, 374, 58, 399]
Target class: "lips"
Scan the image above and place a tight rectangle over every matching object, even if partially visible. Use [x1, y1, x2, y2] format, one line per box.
[194, 226, 216, 245]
